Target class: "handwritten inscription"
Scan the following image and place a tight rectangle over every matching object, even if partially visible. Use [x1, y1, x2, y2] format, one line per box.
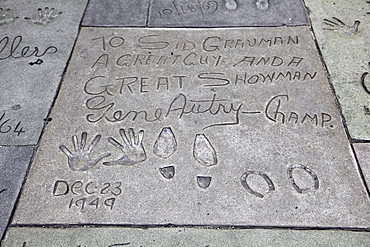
[84, 71, 316, 95]
[0, 35, 57, 61]
[53, 180, 122, 210]
[0, 112, 25, 136]
[82, 32, 334, 130]
[156, 0, 219, 19]
[84, 93, 333, 129]
[92, 34, 299, 52]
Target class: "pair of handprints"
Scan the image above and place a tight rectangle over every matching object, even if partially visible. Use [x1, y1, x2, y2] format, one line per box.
[59, 128, 217, 173]
[59, 129, 145, 171]
[0, 7, 61, 25]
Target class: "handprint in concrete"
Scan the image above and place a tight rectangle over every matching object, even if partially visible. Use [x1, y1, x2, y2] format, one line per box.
[0, 8, 18, 25]
[104, 128, 146, 166]
[59, 132, 110, 171]
[323, 17, 360, 36]
[24, 7, 62, 25]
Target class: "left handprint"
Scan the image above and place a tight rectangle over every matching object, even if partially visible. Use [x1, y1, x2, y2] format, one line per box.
[59, 132, 111, 171]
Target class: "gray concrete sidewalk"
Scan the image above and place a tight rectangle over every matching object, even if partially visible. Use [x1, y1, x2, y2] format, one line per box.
[0, 0, 369, 246]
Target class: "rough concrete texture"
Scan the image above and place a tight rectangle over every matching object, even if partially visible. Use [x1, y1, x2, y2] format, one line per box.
[0, 0, 88, 145]
[3, 227, 370, 246]
[82, 0, 150, 27]
[303, 0, 370, 140]
[352, 143, 370, 188]
[149, 0, 310, 27]
[11, 26, 370, 228]
[0, 147, 34, 240]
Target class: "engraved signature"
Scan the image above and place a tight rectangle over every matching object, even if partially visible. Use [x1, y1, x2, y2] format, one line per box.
[0, 36, 57, 60]
[85, 93, 243, 129]
[85, 93, 334, 129]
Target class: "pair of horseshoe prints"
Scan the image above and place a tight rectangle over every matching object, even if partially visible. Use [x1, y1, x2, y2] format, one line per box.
[59, 128, 218, 189]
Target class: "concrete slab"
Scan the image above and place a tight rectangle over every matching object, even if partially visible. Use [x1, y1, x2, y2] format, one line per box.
[0, 147, 34, 240]
[303, 0, 370, 140]
[0, 0, 88, 145]
[149, 0, 309, 27]
[12, 26, 370, 228]
[352, 143, 370, 189]
[3, 227, 370, 246]
[81, 0, 150, 27]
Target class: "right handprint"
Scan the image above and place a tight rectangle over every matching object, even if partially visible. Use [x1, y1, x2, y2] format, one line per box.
[104, 128, 146, 166]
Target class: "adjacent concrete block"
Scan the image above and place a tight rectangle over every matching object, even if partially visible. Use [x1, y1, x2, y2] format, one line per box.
[352, 143, 370, 189]
[0, 0, 88, 145]
[303, 0, 370, 140]
[149, 0, 310, 27]
[3, 227, 370, 246]
[12, 27, 370, 228]
[82, 0, 150, 27]
[0, 147, 34, 240]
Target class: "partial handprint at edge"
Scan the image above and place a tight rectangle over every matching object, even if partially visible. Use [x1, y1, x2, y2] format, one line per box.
[59, 132, 111, 171]
[24, 7, 62, 25]
[0, 8, 18, 25]
[104, 128, 147, 166]
[323, 17, 360, 36]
